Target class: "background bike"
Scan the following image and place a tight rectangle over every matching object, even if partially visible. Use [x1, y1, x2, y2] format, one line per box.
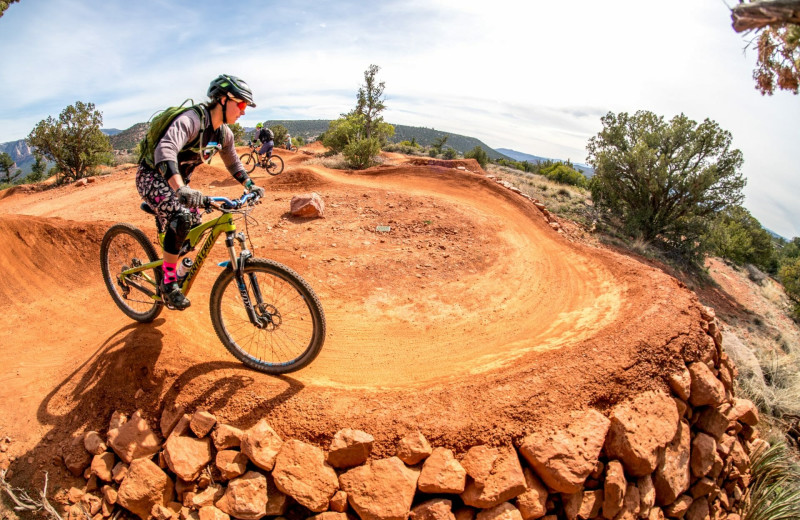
[239, 143, 284, 175]
[99, 192, 326, 374]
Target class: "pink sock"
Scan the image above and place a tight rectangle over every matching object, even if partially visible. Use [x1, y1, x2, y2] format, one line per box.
[162, 262, 177, 284]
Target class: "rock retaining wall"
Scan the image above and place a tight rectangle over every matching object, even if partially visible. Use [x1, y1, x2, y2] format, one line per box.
[58, 305, 760, 520]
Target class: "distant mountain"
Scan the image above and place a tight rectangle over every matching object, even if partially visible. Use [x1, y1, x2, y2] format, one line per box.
[496, 148, 595, 177]
[0, 139, 35, 179]
[108, 123, 148, 151]
[2, 120, 514, 175]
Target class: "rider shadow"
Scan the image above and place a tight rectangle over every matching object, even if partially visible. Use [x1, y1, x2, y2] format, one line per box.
[159, 364, 305, 430]
[37, 319, 169, 434]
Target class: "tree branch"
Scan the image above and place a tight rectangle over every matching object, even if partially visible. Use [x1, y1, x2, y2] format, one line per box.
[731, 0, 800, 32]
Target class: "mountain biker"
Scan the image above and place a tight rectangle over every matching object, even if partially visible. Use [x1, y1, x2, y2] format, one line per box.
[253, 122, 274, 165]
[285, 132, 293, 150]
[135, 74, 266, 311]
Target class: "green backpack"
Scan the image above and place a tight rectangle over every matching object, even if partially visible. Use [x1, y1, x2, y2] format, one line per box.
[138, 99, 224, 168]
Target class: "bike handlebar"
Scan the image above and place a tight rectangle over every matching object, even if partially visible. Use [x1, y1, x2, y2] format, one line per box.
[206, 192, 260, 211]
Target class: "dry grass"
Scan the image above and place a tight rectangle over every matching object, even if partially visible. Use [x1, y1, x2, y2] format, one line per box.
[484, 164, 596, 227]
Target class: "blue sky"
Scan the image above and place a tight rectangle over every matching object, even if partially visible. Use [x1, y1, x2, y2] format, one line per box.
[1, 0, 798, 238]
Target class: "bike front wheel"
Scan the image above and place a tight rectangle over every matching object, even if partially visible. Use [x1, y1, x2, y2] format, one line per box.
[100, 223, 163, 322]
[239, 152, 257, 174]
[265, 155, 284, 176]
[209, 258, 326, 374]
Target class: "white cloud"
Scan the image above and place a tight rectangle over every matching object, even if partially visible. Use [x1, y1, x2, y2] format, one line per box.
[0, 0, 797, 237]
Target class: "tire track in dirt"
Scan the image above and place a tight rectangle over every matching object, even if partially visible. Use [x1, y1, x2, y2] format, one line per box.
[0, 149, 704, 459]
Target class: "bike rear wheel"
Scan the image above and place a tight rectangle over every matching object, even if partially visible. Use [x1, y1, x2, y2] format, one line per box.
[240, 152, 257, 174]
[100, 223, 163, 322]
[265, 155, 284, 176]
[209, 258, 325, 374]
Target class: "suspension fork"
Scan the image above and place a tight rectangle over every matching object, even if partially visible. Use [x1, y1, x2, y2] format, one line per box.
[226, 231, 266, 328]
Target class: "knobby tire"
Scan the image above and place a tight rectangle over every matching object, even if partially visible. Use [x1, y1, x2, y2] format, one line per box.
[100, 223, 163, 322]
[209, 258, 325, 374]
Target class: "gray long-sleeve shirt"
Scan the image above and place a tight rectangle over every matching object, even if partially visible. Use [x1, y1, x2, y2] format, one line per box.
[153, 105, 244, 181]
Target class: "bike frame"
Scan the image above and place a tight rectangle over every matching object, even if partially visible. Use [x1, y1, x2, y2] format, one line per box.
[118, 212, 237, 300]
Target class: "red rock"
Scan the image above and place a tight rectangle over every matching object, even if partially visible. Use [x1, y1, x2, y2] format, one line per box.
[418, 447, 466, 494]
[460, 445, 526, 508]
[396, 431, 433, 465]
[240, 419, 283, 471]
[654, 422, 691, 506]
[519, 409, 610, 493]
[515, 467, 547, 520]
[116, 458, 174, 520]
[107, 411, 161, 464]
[340, 456, 420, 520]
[605, 391, 680, 477]
[273, 439, 339, 512]
[688, 363, 726, 408]
[327, 428, 374, 469]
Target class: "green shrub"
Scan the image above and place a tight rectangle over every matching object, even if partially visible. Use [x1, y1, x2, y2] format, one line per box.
[540, 163, 587, 187]
[343, 137, 381, 169]
[442, 147, 458, 160]
[465, 146, 489, 168]
[741, 439, 800, 520]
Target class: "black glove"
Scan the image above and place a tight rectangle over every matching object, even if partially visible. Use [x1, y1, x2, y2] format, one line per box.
[176, 185, 205, 208]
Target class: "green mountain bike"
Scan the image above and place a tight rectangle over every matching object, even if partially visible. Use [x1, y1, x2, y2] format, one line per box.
[99, 192, 326, 374]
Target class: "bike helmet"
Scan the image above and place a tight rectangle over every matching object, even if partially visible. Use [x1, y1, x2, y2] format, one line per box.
[207, 74, 256, 108]
[256, 122, 263, 128]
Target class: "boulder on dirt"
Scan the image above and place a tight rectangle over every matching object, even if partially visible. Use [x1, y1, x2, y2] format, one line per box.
[216, 450, 248, 480]
[212, 423, 244, 450]
[604, 391, 680, 477]
[654, 421, 691, 506]
[240, 418, 283, 471]
[107, 411, 161, 464]
[603, 460, 626, 519]
[163, 435, 212, 481]
[475, 502, 522, 520]
[160, 403, 185, 438]
[397, 431, 433, 465]
[198, 505, 230, 520]
[116, 458, 174, 520]
[290, 192, 325, 218]
[327, 428, 374, 469]
[90, 452, 116, 482]
[265, 473, 291, 516]
[340, 456, 421, 520]
[668, 366, 692, 402]
[688, 363, 726, 407]
[690, 433, 716, 477]
[190, 410, 217, 438]
[418, 447, 467, 494]
[460, 445, 526, 509]
[272, 439, 339, 512]
[515, 467, 548, 520]
[410, 498, 456, 520]
[519, 409, 610, 493]
[84, 431, 108, 455]
[215, 470, 267, 520]
[61, 432, 92, 477]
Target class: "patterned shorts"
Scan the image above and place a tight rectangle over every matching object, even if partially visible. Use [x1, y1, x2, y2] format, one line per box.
[135, 165, 201, 234]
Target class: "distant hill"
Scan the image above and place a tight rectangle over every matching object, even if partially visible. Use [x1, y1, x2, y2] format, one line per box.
[108, 123, 148, 152]
[1, 119, 514, 175]
[0, 139, 35, 179]
[496, 148, 595, 177]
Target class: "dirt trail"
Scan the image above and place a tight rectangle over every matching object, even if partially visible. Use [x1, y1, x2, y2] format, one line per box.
[0, 147, 708, 488]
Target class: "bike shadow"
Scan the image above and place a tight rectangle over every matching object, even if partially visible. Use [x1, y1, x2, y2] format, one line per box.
[37, 319, 305, 432]
[11, 320, 305, 493]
